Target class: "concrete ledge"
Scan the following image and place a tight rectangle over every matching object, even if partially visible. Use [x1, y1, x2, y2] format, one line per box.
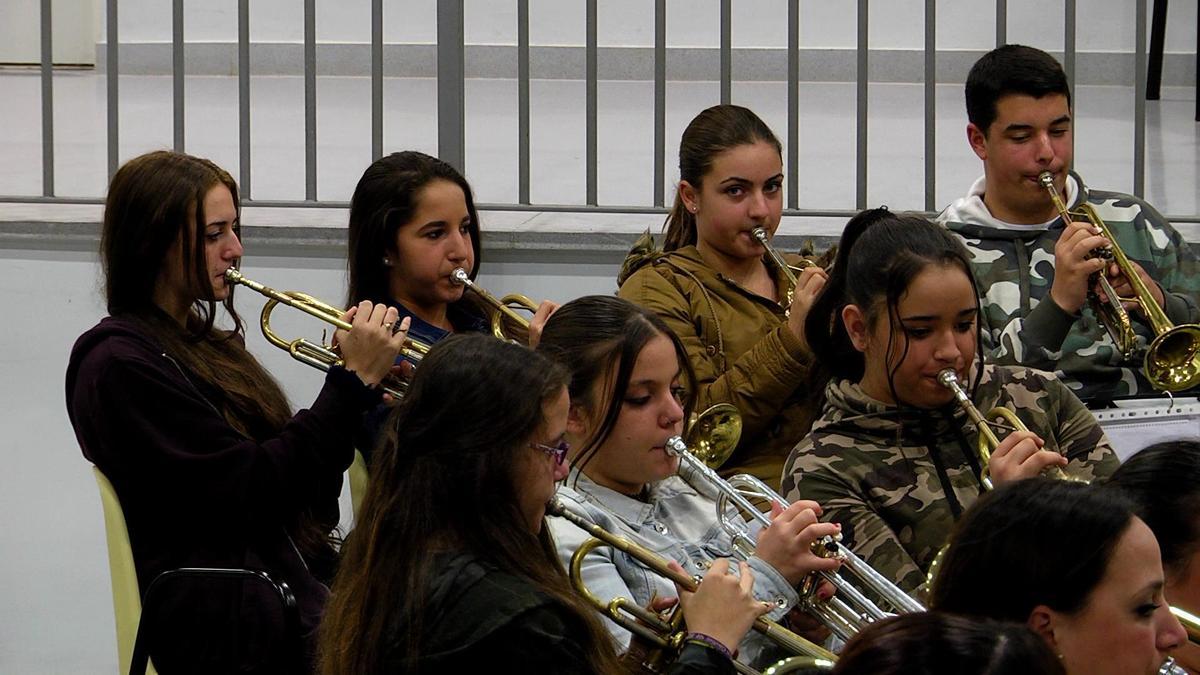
[4, 201, 1197, 259]
[92, 43, 1199, 86]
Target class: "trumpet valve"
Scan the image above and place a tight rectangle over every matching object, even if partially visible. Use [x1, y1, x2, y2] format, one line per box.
[810, 534, 844, 560]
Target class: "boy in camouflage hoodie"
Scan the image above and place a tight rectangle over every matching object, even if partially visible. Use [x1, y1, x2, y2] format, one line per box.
[937, 45, 1200, 402]
[783, 209, 1118, 599]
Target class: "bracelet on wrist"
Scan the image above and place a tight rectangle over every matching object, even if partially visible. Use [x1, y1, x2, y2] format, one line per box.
[685, 632, 733, 662]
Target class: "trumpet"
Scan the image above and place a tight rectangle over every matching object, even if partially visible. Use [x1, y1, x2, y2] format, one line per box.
[1172, 605, 1200, 646]
[224, 268, 426, 398]
[937, 368, 1073, 488]
[1152, 606, 1197, 675]
[1039, 171, 1200, 392]
[666, 409, 924, 643]
[547, 498, 836, 675]
[450, 267, 539, 343]
[750, 227, 833, 319]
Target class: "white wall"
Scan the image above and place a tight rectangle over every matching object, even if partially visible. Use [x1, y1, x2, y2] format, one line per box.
[97, 0, 1198, 53]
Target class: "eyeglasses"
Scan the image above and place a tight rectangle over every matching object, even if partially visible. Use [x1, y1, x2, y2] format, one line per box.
[530, 439, 570, 466]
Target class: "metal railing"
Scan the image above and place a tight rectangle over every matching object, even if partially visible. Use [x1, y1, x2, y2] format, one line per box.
[9, 0, 1159, 219]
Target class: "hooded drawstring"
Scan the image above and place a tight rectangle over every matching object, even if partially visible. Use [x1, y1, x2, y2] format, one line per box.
[915, 410, 987, 520]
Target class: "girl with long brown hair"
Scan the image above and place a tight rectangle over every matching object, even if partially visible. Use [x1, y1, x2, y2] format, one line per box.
[66, 150, 406, 673]
[320, 334, 768, 674]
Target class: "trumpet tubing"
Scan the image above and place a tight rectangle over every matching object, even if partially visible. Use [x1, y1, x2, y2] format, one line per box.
[751, 227, 800, 288]
[665, 435, 924, 644]
[936, 368, 1074, 486]
[1039, 171, 1200, 392]
[547, 498, 837, 673]
[450, 267, 538, 342]
[224, 268, 425, 398]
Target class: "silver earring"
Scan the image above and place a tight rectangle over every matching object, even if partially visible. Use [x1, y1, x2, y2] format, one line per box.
[382, 256, 393, 266]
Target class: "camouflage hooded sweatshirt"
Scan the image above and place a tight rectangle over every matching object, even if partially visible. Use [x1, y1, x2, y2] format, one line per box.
[781, 363, 1118, 597]
[938, 172, 1200, 401]
[618, 232, 815, 490]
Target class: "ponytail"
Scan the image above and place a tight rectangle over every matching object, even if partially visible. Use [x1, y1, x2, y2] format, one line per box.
[804, 208, 981, 401]
[662, 192, 698, 251]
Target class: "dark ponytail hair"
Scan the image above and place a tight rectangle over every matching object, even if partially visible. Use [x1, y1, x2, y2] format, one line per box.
[804, 208, 984, 404]
[663, 105, 782, 251]
[537, 295, 695, 483]
[346, 150, 483, 306]
[1107, 440, 1200, 578]
[930, 479, 1138, 622]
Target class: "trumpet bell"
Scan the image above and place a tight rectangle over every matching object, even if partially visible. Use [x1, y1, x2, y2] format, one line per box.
[1146, 324, 1200, 392]
[682, 403, 743, 469]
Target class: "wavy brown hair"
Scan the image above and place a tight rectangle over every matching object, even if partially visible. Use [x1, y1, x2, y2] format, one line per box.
[536, 295, 696, 485]
[319, 334, 623, 674]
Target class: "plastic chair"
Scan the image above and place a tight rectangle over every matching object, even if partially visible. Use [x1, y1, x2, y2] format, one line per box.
[348, 448, 369, 520]
[95, 466, 301, 674]
[129, 568, 299, 675]
[93, 466, 158, 675]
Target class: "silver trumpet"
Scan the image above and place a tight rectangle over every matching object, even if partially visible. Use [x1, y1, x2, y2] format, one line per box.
[665, 436, 925, 643]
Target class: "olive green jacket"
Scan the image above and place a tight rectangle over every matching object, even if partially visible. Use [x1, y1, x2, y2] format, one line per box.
[617, 233, 815, 489]
[781, 363, 1119, 598]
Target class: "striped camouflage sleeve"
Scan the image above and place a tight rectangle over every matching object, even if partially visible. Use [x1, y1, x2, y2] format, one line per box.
[782, 445, 927, 598]
[1136, 198, 1200, 325]
[1046, 375, 1120, 482]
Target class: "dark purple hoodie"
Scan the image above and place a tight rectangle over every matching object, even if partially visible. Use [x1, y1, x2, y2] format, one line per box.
[66, 315, 380, 673]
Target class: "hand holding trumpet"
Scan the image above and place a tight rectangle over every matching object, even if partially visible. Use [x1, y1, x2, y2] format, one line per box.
[986, 429, 1068, 485]
[753, 499, 842, 587]
[333, 304, 409, 391]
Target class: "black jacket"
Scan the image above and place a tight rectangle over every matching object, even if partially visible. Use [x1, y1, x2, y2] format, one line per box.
[392, 551, 735, 674]
[66, 316, 380, 673]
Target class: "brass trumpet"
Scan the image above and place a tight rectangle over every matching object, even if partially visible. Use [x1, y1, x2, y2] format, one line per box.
[667, 408, 925, 643]
[936, 368, 1073, 488]
[751, 227, 834, 320]
[450, 267, 539, 343]
[547, 498, 837, 675]
[224, 268, 426, 398]
[1172, 605, 1200, 646]
[1039, 171, 1200, 392]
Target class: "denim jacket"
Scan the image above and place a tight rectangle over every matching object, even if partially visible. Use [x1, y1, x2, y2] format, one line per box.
[547, 465, 801, 669]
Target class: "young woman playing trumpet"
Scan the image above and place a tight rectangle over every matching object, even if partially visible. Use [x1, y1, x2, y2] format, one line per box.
[538, 295, 841, 669]
[783, 208, 1118, 596]
[930, 479, 1187, 675]
[345, 151, 556, 455]
[1109, 440, 1200, 672]
[319, 334, 770, 674]
[618, 104, 829, 489]
[65, 151, 407, 672]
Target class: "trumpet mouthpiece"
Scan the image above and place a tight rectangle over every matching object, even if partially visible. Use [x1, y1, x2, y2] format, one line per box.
[545, 498, 566, 517]
[936, 368, 960, 388]
[664, 436, 687, 458]
[224, 268, 243, 283]
[450, 268, 470, 286]
[1037, 171, 1055, 189]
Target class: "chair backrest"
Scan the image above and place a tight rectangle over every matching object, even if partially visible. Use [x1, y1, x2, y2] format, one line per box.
[93, 467, 157, 675]
[348, 448, 369, 521]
